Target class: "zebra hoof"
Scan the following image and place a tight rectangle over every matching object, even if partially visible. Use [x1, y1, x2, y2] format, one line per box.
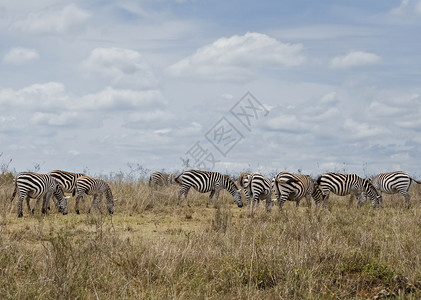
[18, 212, 23, 218]
[76, 210, 80, 215]
[62, 212, 68, 215]
[42, 208, 47, 214]
[31, 209, 35, 214]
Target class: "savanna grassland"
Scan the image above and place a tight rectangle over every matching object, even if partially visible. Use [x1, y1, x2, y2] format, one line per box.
[1, 171, 421, 299]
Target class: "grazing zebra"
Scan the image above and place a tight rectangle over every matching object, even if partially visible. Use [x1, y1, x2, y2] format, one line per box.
[175, 170, 243, 208]
[10, 172, 68, 217]
[370, 171, 421, 208]
[48, 170, 85, 196]
[238, 173, 272, 214]
[273, 172, 323, 209]
[75, 176, 115, 214]
[316, 172, 380, 208]
[149, 171, 177, 187]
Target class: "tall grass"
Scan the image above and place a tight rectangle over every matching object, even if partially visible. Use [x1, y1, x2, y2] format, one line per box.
[1, 171, 421, 299]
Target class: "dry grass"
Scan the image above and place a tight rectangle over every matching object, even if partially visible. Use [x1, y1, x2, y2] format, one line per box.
[1, 172, 421, 299]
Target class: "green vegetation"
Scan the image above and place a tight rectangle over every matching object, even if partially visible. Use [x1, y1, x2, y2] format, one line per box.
[1, 171, 421, 299]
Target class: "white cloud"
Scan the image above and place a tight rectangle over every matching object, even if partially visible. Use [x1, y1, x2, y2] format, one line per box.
[168, 32, 306, 80]
[0, 82, 68, 111]
[391, 0, 409, 15]
[330, 51, 381, 69]
[12, 4, 91, 34]
[31, 111, 79, 127]
[343, 118, 386, 139]
[127, 110, 176, 124]
[82, 47, 157, 88]
[75, 87, 165, 111]
[2, 47, 39, 65]
[0, 82, 165, 114]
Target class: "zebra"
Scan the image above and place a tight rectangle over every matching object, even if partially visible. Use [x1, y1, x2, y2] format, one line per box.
[48, 170, 85, 196]
[10, 172, 68, 217]
[175, 169, 243, 208]
[316, 172, 381, 208]
[369, 171, 421, 208]
[273, 172, 323, 209]
[75, 175, 115, 215]
[149, 171, 177, 187]
[238, 172, 272, 214]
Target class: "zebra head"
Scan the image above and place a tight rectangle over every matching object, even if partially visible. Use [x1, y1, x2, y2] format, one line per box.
[233, 189, 243, 208]
[311, 180, 324, 206]
[363, 179, 381, 208]
[53, 185, 68, 215]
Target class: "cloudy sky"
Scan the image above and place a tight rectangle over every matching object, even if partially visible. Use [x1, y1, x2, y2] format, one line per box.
[1, 0, 421, 178]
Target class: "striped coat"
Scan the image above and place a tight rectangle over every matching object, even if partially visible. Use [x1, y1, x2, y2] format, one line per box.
[175, 170, 243, 208]
[48, 170, 85, 196]
[238, 173, 272, 214]
[370, 171, 421, 208]
[273, 172, 323, 209]
[316, 172, 380, 208]
[75, 175, 115, 214]
[11, 172, 68, 217]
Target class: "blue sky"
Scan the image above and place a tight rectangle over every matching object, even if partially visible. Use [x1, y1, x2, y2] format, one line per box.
[1, 0, 421, 178]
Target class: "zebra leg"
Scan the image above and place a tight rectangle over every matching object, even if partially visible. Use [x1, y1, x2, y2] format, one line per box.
[26, 196, 31, 213]
[279, 193, 288, 210]
[75, 194, 84, 214]
[43, 193, 52, 214]
[177, 186, 190, 206]
[253, 195, 260, 215]
[322, 191, 330, 209]
[17, 193, 25, 218]
[207, 189, 216, 208]
[89, 194, 100, 214]
[402, 192, 411, 209]
[265, 193, 273, 212]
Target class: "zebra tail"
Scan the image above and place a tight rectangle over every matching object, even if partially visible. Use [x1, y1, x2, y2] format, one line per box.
[277, 178, 298, 184]
[10, 177, 17, 202]
[411, 177, 421, 185]
[174, 174, 183, 185]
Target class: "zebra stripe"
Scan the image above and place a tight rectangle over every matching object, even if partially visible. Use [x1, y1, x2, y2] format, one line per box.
[11, 172, 68, 217]
[316, 172, 380, 208]
[238, 173, 272, 214]
[175, 169, 243, 208]
[273, 172, 323, 209]
[149, 172, 177, 187]
[48, 170, 85, 197]
[75, 176, 115, 215]
[370, 171, 421, 208]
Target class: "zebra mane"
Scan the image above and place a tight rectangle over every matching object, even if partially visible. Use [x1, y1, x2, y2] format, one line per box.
[222, 175, 239, 195]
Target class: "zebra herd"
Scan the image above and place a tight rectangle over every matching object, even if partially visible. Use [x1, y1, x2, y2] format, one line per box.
[152, 170, 421, 214]
[8, 169, 421, 217]
[10, 170, 115, 217]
